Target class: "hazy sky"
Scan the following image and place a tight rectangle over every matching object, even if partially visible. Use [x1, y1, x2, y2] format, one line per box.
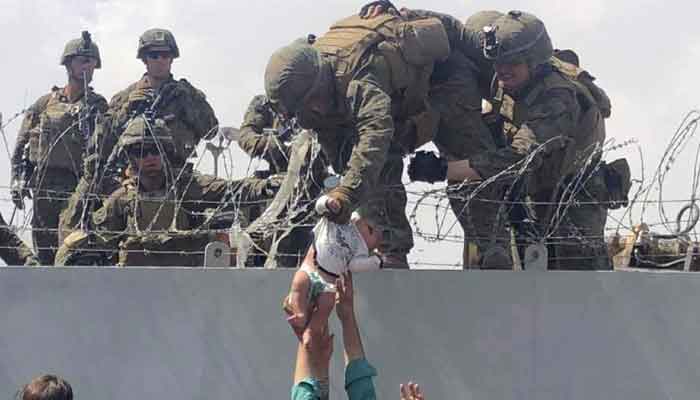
[1, 0, 699, 267]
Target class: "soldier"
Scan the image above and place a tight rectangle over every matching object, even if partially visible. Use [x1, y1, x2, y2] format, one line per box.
[56, 117, 276, 266]
[10, 32, 108, 265]
[0, 212, 39, 266]
[264, 13, 451, 268]
[359, 4, 512, 268]
[410, 11, 612, 270]
[59, 28, 218, 249]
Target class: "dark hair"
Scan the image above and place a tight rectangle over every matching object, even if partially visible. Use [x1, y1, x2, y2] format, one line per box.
[16, 375, 73, 400]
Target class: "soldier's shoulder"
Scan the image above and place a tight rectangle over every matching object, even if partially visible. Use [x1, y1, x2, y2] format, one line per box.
[27, 92, 55, 114]
[88, 91, 109, 110]
[176, 78, 208, 100]
[249, 94, 269, 108]
[109, 81, 141, 106]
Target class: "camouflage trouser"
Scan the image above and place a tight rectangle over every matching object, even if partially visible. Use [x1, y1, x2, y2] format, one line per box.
[429, 52, 511, 269]
[31, 167, 78, 265]
[525, 184, 611, 270]
[448, 183, 512, 269]
[0, 212, 37, 266]
[360, 151, 413, 265]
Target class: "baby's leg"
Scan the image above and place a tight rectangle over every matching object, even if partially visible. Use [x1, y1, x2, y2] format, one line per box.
[302, 292, 336, 348]
[284, 268, 312, 340]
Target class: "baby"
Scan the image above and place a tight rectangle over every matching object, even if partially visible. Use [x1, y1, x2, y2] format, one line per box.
[283, 196, 383, 343]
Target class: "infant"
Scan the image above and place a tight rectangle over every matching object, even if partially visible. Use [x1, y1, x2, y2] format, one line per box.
[283, 197, 382, 343]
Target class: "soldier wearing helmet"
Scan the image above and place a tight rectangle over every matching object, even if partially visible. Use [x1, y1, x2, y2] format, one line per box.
[359, 5, 512, 269]
[10, 31, 108, 264]
[56, 116, 278, 267]
[58, 28, 218, 252]
[416, 11, 612, 270]
[265, 11, 453, 268]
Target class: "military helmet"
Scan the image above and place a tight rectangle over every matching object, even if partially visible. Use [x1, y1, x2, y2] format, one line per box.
[464, 10, 504, 34]
[482, 10, 553, 68]
[120, 116, 175, 156]
[264, 39, 322, 117]
[60, 31, 101, 69]
[137, 28, 180, 59]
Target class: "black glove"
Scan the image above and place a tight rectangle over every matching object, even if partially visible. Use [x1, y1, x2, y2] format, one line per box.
[359, 0, 399, 17]
[408, 151, 448, 183]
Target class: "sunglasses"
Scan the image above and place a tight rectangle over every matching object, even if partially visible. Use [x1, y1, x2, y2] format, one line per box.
[126, 145, 161, 158]
[145, 51, 173, 60]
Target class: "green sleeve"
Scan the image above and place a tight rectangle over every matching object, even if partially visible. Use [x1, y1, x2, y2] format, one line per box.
[0, 213, 35, 266]
[92, 189, 128, 245]
[339, 55, 395, 208]
[11, 94, 50, 179]
[470, 88, 579, 179]
[180, 80, 219, 141]
[345, 358, 378, 400]
[291, 378, 321, 400]
[238, 95, 276, 158]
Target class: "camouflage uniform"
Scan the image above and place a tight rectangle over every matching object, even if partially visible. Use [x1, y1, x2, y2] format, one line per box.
[11, 34, 107, 265]
[0, 212, 38, 266]
[56, 117, 275, 267]
[265, 15, 451, 267]
[405, 9, 512, 269]
[469, 11, 611, 270]
[59, 29, 218, 248]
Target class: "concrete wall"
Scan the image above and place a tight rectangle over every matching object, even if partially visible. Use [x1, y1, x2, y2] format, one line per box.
[1, 268, 699, 399]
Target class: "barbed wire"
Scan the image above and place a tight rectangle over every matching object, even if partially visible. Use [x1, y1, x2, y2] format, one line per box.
[2, 103, 700, 270]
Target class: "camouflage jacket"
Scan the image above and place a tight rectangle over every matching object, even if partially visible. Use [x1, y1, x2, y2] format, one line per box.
[11, 86, 108, 180]
[83, 74, 218, 183]
[0, 212, 37, 266]
[470, 66, 606, 196]
[92, 172, 274, 244]
[238, 94, 291, 174]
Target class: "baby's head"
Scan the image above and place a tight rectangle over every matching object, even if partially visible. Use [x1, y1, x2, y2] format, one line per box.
[351, 211, 381, 251]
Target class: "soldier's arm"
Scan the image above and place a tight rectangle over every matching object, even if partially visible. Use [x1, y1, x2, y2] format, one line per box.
[181, 81, 219, 141]
[11, 96, 48, 179]
[470, 88, 579, 179]
[238, 95, 276, 157]
[338, 58, 395, 209]
[0, 214, 36, 266]
[183, 174, 277, 213]
[91, 190, 128, 245]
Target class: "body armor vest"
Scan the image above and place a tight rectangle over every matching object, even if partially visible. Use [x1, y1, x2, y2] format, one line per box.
[30, 92, 93, 172]
[313, 14, 450, 120]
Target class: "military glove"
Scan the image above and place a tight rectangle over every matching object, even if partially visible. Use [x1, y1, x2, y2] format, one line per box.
[10, 178, 30, 210]
[325, 187, 356, 225]
[408, 151, 448, 183]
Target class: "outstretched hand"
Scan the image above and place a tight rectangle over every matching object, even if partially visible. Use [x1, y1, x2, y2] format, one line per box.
[400, 382, 425, 400]
[335, 272, 354, 322]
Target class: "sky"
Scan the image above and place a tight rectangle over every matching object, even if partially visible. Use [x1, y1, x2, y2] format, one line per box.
[0, 0, 699, 268]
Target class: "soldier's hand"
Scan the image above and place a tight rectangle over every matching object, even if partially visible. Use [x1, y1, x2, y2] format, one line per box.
[10, 178, 29, 210]
[408, 151, 447, 183]
[326, 187, 354, 224]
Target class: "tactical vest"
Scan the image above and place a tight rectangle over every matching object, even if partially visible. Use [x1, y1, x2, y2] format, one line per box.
[493, 69, 606, 188]
[29, 91, 91, 172]
[123, 183, 190, 234]
[549, 56, 612, 118]
[313, 14, 450, 120]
